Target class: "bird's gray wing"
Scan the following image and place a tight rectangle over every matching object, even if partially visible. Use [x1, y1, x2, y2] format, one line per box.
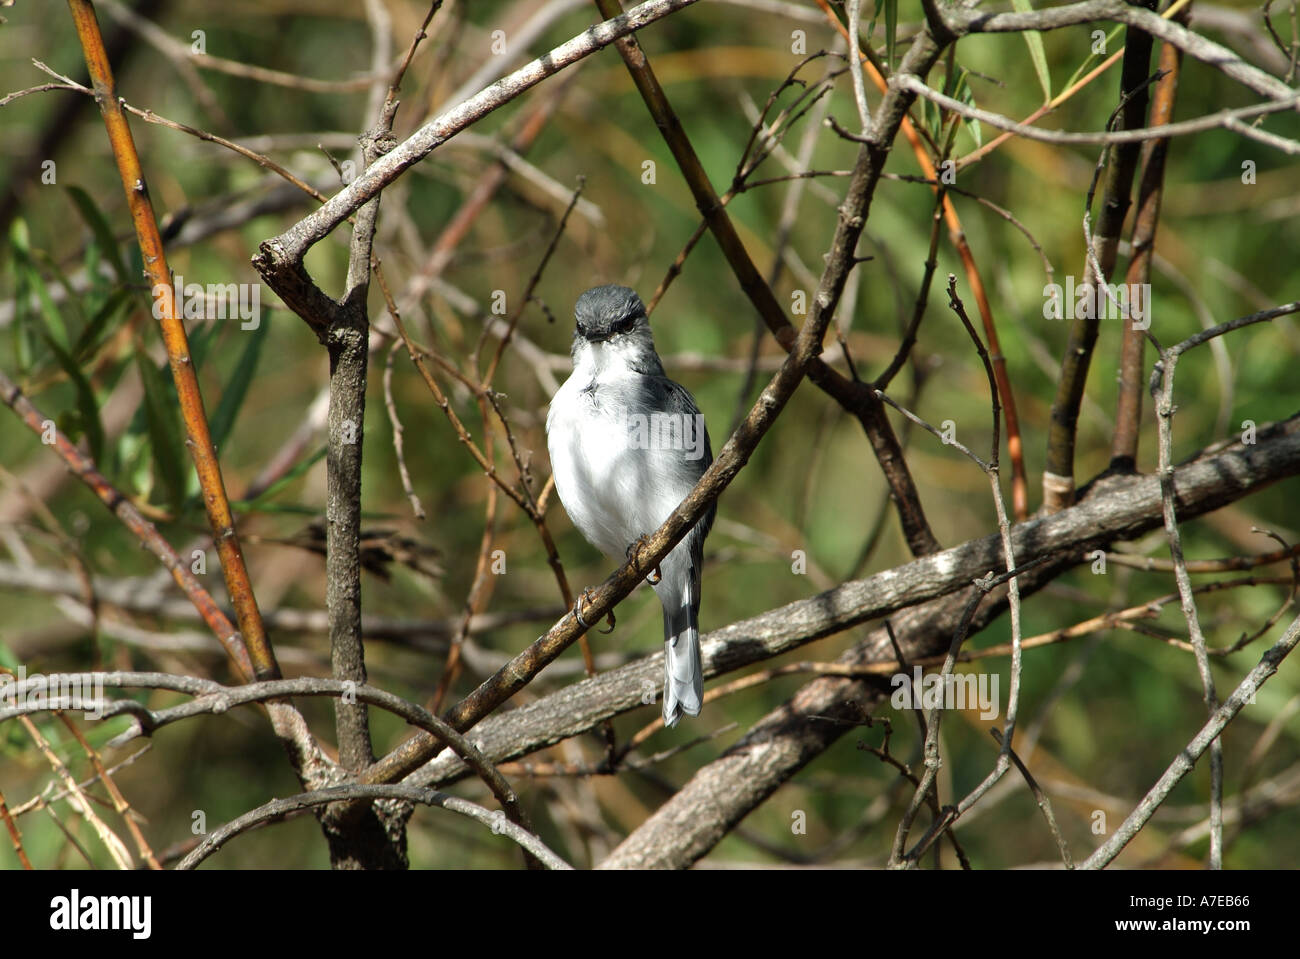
[640, 374, 715, 538]
[640, 374, 713, 727]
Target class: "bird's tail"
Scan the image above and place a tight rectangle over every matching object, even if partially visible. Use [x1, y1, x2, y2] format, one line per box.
[661, 573, 703, 728]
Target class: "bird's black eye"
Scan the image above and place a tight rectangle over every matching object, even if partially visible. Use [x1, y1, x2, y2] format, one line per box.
[612, 316, 636, 335]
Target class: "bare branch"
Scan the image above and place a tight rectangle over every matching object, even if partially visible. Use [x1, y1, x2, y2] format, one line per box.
[892, 74, 1300, 153]
[177, 785, 571, 871]
[1082, 610, 1300, 868]
[257, 0, 701, 269]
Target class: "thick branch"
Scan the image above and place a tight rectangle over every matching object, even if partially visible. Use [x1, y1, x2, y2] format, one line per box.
[409, 415, 1300, 793]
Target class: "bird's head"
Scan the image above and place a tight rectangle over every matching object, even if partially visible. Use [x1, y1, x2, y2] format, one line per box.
[571, 284, 660, 372]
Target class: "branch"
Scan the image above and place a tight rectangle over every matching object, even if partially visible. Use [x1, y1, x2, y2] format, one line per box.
[177, 785, 571, 870]
[816, 0, 1032, 520]
[950, 0, 1297, 101]
[891, 74, 1300, 152]
[256, 0, 701, 273]
[360, 64, 897, 789]
[65, 0, 280, 685]
[1047, 10, 1161, 512]
[0, 372, 247, 673]
[594, 0, 942, 555]
[1, 670, 533, 842]
[1113, 36, 1183, 468]
[410, 414, 1300, 796]
[1081, 610, 1300, 868]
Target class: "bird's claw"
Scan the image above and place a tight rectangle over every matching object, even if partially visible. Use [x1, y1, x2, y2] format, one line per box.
[626, 535, 663, 584]
[573, 587, 597, 628]
[573, 588, 617, 634]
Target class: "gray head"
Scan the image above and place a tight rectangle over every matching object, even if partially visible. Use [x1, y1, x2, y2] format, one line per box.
[571, 284, 661, 372]
[574, 285, 647, 341]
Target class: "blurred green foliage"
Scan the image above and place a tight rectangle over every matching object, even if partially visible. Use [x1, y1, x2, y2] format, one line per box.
[0, 0, 1296, 869]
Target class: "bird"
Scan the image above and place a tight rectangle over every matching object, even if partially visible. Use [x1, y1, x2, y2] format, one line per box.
[546, 284, 715, 727]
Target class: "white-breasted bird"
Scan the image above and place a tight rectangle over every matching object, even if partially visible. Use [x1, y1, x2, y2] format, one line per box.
[546, 285, 714, 726]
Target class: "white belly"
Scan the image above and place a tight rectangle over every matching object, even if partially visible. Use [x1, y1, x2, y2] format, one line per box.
[547, 374, 690, 563]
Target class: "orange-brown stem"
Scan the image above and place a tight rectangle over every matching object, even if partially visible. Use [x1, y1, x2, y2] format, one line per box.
[816, 0, 1029, 518]
[67, 0, 278, 679]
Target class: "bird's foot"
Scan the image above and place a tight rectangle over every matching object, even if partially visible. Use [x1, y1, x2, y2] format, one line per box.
[572, 587, 597, 628]
[626, 535, 662, 585]
[573, 588, 616, 634]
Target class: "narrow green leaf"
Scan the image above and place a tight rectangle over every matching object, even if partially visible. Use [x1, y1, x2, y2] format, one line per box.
[209, 320, 268, 454]
[135, 354, 188, 515]
[235, 502, 329, 517]
[865, 0, 882, 48]
[1063, 24, 1123, 93]
[40, 331, 105, 465]
[35, 248, 87, 332]
[9, 225, 36, 373]
[187, 319, 216, 371]
[956, 71, 983, 149]
[1009, 0, 1052, 101]
[10, 221, 69, 354]
[74, 286, 132, 362]
[66, 186, 128, 283]
[234, 502, 394, 521]
[884, 0, 897, 72]
[21, 258, 69, 352]
[124, 322, 217, 444]
[8, 218, 31, 257]
[237, 445, 327, 507]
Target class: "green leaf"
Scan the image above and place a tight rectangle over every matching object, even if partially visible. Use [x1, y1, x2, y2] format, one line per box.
[955, 70, 983, 149]
[73, 286, 132, 362]
[34, 248, 87, 332]
[8, 218, 31, 257]
[125, 322, 216, 440]
[234, 502, 328, 517]
[236, 445, 327, 507]
[236, 500, 393, 521]
[209, 319, 268, 455]
[865, 0, 882, 48]
[135, 354, 188, 515]
[40, 331, 105, 465]
[66, 186, 128, 283]
[9, 221, 68, 355]
[187, 318, 216, 371]
[0, 638, 19, 671]
[1063, 25, 1124, 93]
[9, 223, 36, 373]
[25, 258, 69, 350]
[1009, 0, 1052, 102]
[884, 0, 897, 72]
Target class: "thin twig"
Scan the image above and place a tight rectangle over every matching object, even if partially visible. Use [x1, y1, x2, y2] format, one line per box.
[178, 785, 570, 871]
[989, 727, 1073, 868]
[382, 341, 426, 519]
[1152, 336, 1224, 867]
[0, 788, 33, 869]
[892, 74, 1300, 153]
[1082, 610, 1300, 868]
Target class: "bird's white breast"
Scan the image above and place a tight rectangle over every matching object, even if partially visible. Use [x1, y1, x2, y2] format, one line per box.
[546, 356, 687, 562]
